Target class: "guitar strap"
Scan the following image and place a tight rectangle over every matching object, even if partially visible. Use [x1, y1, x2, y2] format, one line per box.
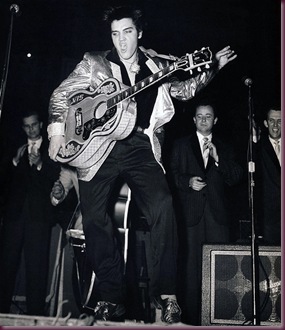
[139, 46, 178, 61]
[145, 58, 160, 74]
[140, 46, 177, 78]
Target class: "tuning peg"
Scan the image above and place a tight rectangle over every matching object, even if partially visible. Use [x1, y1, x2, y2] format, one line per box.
[197, 67, 202, 72]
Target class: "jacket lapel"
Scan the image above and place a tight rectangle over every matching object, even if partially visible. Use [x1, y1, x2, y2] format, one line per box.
[263, 137, 281, 171]
[191, 134, 205, 170]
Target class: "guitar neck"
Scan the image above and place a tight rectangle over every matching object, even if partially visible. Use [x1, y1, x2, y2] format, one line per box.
[107, 62, 178, 109]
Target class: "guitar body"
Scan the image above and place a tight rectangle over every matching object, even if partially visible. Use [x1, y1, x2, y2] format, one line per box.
[56, 78, 137, 167]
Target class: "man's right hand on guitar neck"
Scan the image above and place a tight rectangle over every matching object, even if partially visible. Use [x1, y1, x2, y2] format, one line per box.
[49, 135, 66, 161]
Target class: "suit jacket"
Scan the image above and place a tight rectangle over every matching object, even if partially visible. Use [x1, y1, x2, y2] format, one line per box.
[169, 133, 243, 227]
[3, 138, 60, 225]
[256, 135, 281, 226]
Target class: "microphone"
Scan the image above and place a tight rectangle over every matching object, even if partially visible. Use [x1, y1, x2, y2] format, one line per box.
[242, 76, 253, 86]
[10, 4, 20, 15]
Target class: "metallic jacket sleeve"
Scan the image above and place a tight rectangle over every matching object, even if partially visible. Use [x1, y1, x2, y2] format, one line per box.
[169, 68, 218, 101]
[47, 52, 93, 138]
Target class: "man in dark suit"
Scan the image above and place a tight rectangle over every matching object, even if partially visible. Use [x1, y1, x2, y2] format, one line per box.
[256, 107, 281, 245]
[169, 100, 243, 325]
[0, 110, 60, 316]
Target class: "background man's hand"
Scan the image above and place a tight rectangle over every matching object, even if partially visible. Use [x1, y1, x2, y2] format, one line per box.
[29, 147, 42, 167]
[189, 176, 207, 191]
[204, 140, 219, 163]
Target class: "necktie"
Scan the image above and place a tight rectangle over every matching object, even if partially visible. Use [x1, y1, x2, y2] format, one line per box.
[274, 140, 281, 165]
[202, 137, 209, 167]
[28, 142, 36, 166]
[28, 141, 35, 153]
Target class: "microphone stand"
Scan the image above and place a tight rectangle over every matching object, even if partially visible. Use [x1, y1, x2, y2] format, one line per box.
[246, 82, 260, 325]
[0, 5, 18, 122]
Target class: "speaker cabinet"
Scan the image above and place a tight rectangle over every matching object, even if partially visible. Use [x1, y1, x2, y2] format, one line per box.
[201, 244, 281, 326]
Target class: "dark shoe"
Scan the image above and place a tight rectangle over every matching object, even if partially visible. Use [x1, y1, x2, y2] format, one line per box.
[153, 296, 181, 324]
[93, 301, 125, 321]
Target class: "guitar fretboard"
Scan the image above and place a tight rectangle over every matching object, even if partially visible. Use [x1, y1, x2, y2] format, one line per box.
[107, 63, 176, 108]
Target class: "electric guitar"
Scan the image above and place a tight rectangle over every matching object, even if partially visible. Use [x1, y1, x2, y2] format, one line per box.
[56, 47, 212, 167]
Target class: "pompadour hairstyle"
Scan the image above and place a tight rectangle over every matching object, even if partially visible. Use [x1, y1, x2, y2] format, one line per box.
[103, 6, 144, 32]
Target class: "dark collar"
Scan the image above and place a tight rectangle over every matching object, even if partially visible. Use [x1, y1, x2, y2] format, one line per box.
[106, 47, 147, 66]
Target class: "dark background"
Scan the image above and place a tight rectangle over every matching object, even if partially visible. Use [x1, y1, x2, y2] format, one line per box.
[0, 0, 282, 233]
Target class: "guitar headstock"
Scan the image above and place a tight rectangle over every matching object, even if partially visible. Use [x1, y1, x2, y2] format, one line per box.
[175, 47, 212, 74]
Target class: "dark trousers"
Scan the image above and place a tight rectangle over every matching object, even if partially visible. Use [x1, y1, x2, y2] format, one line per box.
[177, 202, 230, 325]
[0, 201, 51, 315]
[79, 132, 178, 304]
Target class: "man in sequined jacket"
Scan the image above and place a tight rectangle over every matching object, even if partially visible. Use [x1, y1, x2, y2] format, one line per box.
[47, 5, 237, 324]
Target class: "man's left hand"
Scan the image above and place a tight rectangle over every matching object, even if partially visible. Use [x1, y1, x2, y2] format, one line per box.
[204, 140, 219, 163]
